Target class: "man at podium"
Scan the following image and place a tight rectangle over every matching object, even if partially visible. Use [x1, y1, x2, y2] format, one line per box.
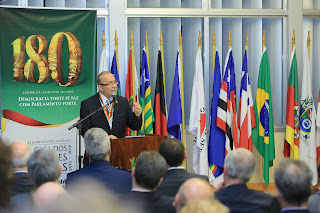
[80, 71, 142, 139]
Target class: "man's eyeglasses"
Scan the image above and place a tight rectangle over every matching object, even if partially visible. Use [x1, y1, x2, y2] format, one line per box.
[99, 81, 119, 86]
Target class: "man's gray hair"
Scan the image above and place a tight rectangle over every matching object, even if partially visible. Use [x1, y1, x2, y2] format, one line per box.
[225, 148, 255, 183]
[274, 158, 312, 206]
[12, 142, 31, 168]
[27, 148, 60, 187]
[84, 128, 110, 161]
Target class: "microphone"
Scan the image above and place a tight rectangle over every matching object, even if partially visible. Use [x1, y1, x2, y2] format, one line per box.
[111, 92, 118, 104]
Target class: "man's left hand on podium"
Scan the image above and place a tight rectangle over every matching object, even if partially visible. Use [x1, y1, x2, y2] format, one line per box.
[109, 135, 118, 140]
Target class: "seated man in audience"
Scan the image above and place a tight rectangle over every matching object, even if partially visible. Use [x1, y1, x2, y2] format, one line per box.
[173, 178, 214, 213]
[275, 159, 312, 213]
[33, 182, 66, 209]
[27, 148, 62, 187]
[308, 161, 320, 213]
[215, 148, 277, 213]
[130, 150, 175, 213]
[10, 141, 35, 196]
[66, 128, 131, 195]
[156, 138, 208, 197]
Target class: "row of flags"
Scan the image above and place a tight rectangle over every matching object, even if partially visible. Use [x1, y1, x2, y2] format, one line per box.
[284, 45, 320, 186]
[102, 33, 320, 186]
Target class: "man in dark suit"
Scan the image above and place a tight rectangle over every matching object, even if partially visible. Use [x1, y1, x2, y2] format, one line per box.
[10, 141, 35, 196]
[215, 148, 277, 213]
[308, 161, 320, 213]
[66, 128, 131, 195]
[130, 150, 175, 213]
[275, 159, 312, 213]
[80, 71, 142, 139]
[156, 138, 209, 197]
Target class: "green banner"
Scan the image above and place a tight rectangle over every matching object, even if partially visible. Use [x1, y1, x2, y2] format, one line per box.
[0, 8, 96, 125]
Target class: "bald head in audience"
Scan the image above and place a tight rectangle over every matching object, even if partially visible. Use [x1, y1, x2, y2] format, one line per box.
[11, 141, 31, 171]
[33, 182, 66, 208]
[181, 199, 229, 213]
[173, 178, 214, 213]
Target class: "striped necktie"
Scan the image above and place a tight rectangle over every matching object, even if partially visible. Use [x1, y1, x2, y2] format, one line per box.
[106, 99, 113, 129]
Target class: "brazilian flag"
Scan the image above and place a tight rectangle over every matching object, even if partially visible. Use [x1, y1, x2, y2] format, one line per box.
[252, 47, 275, 185]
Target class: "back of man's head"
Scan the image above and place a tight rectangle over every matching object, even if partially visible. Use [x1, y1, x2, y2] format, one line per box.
[274, 159, 312, 207]
[134, 151, 167, 190]
[84, 128, 110, 161]
[27, 148, 61, 187]
[33, 182, 66, 208]
[159, 138, 184, 167]
[224, 148, 255, 183]
[174, 178, 214, 213]
[11, 141, 31, 169]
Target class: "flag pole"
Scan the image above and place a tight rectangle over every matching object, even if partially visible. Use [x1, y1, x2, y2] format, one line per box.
[245, 30, 249, 60]
[212, 31, 216, 80]
[198, 30, 202, 49]
[130, 31, 136, 103]
[179, 30, 186, 149]
[145, 30, 151, 81]
[115, 30, 119, 75]
[102, 30, 106, 50]
[292, 29, 295, 51]
[160, 31, 168, 117]
[260, 30, 266, 185]
[307, 31, 310, 59]
[228, 30, 231, 48]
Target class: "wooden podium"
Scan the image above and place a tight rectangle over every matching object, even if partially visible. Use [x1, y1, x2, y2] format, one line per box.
[110, 134, 167, 170]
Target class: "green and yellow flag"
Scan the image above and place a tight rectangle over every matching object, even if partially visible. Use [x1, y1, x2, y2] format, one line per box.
[252, 47, 275, 185]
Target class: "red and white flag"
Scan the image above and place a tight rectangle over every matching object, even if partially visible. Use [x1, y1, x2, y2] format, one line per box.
[188, 47, 208, 176]
[238, 49, 256, 151]
[216, 48, 238, 154]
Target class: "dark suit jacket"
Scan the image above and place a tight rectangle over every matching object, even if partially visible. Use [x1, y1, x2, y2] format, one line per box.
[65, 161, 132, 195]
[12, 172, 35, 196]
[128, 191, 175, 213]
[155, 168, 209, 197]
[80, 93, 142, 137]
[215, 184, 277, 213]
[308, 190, 320, 213]
[281, 209, 309, 213]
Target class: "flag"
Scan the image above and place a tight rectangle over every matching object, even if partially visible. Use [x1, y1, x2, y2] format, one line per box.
[188, 47, 208, 176]
[125, 50, 140, 136]
[283, 47, 299, 159]
[299, 50, 317, 186]
[216, 48, 238, 154]
[98, 41, 107, 75]
[252, 47, 275, 185]
[154, 50, 167, 135]
[167, 52, 182, 140]
[317, 89, 320, 164]
[208, 50, 225, 185]
[238, 49, 256, 151]
[140, 48, 154, 134]
[111, 50, 121, 96]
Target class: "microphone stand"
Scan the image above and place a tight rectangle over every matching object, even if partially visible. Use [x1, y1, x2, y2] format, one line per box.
[68, 102, 108, 169]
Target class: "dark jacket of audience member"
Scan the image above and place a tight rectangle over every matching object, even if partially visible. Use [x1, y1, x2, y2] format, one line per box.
[66, 128, 131, 195]
[214, 148, 279, 213]
[129, 151, 175, 213]
[156, 138, 208, 197]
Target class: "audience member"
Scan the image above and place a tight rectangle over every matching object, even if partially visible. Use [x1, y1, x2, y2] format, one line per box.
[27, 148, 61, 187]
[308, 161, 320, 213]
[0, 139, 13, 212]
[275, 158, 312, 213]
[173, 178, 214, 213]
[156, 138, 209, 197]
[10, 141, 35, 195]
[214, 148, 278, 213]
[33, 182, 66, 209]
[130, 150, 175, 213]
[31, 178, 138, 213]
[66, 128, 131, 195]
[181, 199, 229, 213]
